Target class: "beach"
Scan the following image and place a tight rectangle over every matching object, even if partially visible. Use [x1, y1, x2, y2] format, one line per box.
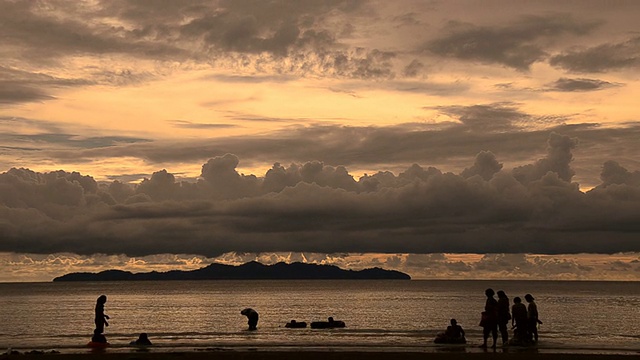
[2, 281, 639, 357]
[3, 349, 640, 360]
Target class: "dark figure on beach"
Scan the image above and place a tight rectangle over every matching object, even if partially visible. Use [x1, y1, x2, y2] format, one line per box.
[285, 320, 308, 328]
[241, 308, 259, 330]
[91, 329, 107, 344]
[131, 333, 152, 346]
[497, 290, 511, 345]
[480, 288, 498, 349]
[94, 295, 109, 336]
[511, 296, 528, 344]
[435, 319, 466, 344]
[525, 294, 541, 343]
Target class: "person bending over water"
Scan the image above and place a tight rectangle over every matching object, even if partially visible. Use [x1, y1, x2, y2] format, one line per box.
[241, 308, 259, 330]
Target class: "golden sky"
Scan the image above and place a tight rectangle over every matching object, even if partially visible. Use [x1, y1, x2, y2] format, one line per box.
[1, 1, 639, 281]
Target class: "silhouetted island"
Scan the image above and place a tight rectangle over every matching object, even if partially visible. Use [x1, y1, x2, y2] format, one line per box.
[52, 261, 411, 281]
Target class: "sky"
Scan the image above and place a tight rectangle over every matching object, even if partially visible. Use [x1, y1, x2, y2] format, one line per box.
[1, 0, 640, 282]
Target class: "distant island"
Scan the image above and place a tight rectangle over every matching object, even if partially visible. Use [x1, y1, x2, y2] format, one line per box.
[52, 261, 411, 281]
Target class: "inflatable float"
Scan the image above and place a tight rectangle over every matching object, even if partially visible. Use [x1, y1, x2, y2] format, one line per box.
[285, 320, 307, 328]
[310, 317, 345, 329]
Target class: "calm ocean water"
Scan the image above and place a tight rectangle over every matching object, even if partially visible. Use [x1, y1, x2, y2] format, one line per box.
[0, 280, 639, 354]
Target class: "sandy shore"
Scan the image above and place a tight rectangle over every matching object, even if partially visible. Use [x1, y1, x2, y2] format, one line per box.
[2, 350, 639, 360]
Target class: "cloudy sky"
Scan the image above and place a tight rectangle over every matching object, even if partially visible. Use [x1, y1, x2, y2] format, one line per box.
[1, 0, 639, 282]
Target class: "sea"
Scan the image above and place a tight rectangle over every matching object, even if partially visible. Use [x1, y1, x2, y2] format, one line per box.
[0, 280, 639, 355]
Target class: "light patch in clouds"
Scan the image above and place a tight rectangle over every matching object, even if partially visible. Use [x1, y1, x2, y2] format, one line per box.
[2, 252, 640, 283]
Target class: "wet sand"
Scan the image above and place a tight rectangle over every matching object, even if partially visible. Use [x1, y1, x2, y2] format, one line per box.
[2, 350, 639, 360]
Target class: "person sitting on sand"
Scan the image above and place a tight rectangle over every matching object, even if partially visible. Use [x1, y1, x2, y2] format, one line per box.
[445, 319, 465, 339]
[241, 308, 259, 330]
[131, 333, 152, 346]
[435, 319, 465, 343]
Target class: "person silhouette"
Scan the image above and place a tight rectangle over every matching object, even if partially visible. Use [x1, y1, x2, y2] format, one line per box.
[480, 288, 498, 349]
[497, 290, 511, 345]
[525, 294, 541, 343]
[94, 295, 109, 338]
[446, 318, 465, 339]
[131, 333, 152, 346]
[241, 308, 259, 330]
[511, 296, 528, 343]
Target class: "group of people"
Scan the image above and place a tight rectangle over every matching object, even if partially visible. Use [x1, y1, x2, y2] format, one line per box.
[90, 295, 345, 346]
[91, 296, 265, 345]
[93, 291, 540, 348]
[480, 289, 541, 348]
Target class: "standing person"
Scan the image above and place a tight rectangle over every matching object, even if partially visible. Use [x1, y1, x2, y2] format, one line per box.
[480, 288, 498, 349]
[525, 294, 540, 343]
[511, 296, 528, 343]
[94, 295, 110, 342]
[496, 290, 511, 346]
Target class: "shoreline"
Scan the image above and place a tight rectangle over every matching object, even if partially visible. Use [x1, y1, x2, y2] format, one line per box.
[3, 344, 640, 358]
[2, 348, 640, 360]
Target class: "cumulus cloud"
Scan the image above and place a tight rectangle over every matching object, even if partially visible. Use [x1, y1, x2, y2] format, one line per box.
[461, 151, 503, 181]
[513, 132, 576, 183]
[1, 133, 639, 257]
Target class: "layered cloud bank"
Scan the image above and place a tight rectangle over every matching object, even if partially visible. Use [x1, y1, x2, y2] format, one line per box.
[1, 133, 639, 257]
[2, 252, 640, 283]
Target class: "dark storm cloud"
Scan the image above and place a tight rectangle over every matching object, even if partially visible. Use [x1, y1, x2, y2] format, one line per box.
[2, 0, 400, 81]
[1, 132, 640, 256]
[34, 106, 639, 191]
[545, 78, 619, 92]
[425, 14, 599, 70]
[549, 36, 640, 73]
[0, 1, 188, 63]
